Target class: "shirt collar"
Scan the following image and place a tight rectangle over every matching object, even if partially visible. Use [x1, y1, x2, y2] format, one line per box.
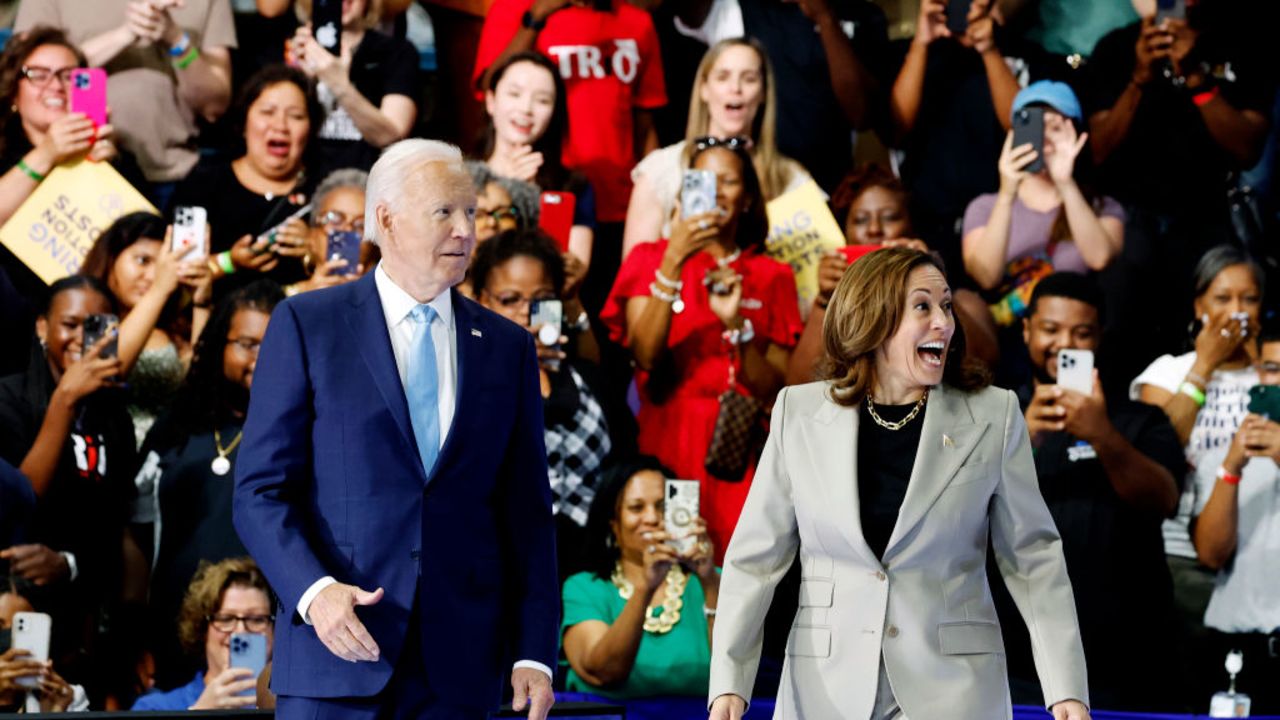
[374, 263, 454, 330]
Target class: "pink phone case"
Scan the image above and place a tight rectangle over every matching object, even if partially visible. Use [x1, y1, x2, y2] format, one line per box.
[69, 68, 108, 128]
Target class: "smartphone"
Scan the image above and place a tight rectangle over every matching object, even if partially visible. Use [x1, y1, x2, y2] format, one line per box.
[1011, 106, 1045, 174]
[69, 68, 108, 128]
[12, 612, 52, 689]
[1155, 0, 1185, 23]
[538, 192, 576, 252]
[838, 245, 883, 264]
[946, 0, 973, 35]
[312, 0, 343, 55]
[680, 169, 717, 219]
[1056, 349, 1094, 395]
[664, 479, 700, 554]
[256, 203, 313, 252]
[1248, 385, 1280, 420]
[172, 206, 207, 260]
[326, 230, 361, 276]
[229, 632, 268, 699]
[83, 313, 120, 361]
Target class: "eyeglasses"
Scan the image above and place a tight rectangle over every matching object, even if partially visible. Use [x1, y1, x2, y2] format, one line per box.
[313, 210, 365, 235]
[482, 290, 555, 310]
[207, 614, 273, 633]
[20, 65, 76, 87]
[693, 135, 753, 152]
[227, 337, 262, 354]
[477, 206, 520, 224]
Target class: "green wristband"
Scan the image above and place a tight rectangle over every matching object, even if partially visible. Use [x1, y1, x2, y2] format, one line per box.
[1178, 382, 1206, 407]
[217, 250, 236, 275]
[174, 46, 200, 70]
[17, 158, 45, 182]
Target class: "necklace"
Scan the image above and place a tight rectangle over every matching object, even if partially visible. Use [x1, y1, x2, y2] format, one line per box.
[866, 389, 928, 431]
[716, 248, 741, 267]
[211, 427, 244, 476]
[611, 561, 686, 634]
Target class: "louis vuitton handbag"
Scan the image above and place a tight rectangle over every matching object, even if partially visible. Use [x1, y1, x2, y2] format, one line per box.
[704, 357, 764, 481]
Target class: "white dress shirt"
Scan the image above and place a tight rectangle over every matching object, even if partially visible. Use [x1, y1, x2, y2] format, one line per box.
[297, 265, 551, 681]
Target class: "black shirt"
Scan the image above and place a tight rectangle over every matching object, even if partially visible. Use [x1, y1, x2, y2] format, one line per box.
[1081, 19, 1272, 217]
[857, 399, 924, 560]
[0, 458, 35, 548]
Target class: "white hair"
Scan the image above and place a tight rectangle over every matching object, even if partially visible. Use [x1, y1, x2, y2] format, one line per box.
[364, 139, 464, 245]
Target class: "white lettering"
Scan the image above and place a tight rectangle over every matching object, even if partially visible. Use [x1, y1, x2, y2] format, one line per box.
[611, 39, 639, 84]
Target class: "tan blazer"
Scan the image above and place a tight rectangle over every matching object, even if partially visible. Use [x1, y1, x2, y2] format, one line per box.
[709, 382, 1088, 719]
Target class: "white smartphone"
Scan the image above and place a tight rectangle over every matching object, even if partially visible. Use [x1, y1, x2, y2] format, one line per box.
[1056, 349, 1094, 395]
[172, 205, 208, 260]
[664, 479, 700, 554]
[12, 611, 52, 689]
[229, 632, 268, 699]
[680, 169, 717, 219]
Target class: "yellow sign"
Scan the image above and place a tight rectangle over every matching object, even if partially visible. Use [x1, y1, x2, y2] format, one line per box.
[0, 160, 157, 285]
[765, 180, 845, 311]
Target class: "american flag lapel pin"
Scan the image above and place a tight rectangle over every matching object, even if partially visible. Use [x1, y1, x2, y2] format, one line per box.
[471, 328, 483, 338]
[942, 434, 954, 448]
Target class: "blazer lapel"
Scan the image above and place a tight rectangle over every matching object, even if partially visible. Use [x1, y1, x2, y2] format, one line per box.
[346, 273, 422, 478]
[805, 398, 882, 569]
[882, 386, 989, 561]
[426, 289, 480, 485]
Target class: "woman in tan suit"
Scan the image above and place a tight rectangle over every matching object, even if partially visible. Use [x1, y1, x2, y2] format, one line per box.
[708, 247, 1090, 720]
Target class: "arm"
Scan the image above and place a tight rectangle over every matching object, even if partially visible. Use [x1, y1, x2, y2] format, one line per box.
[736, 339, 788, 406]
[563, 604, 654, 686]
[889, 0, 948, 138]
[963, 194, 1014, 291]
[799, 0, 877, 129]
[1057, 182, 1122, 270]
[1191, 88, 1269, 167]
[476, 0, 571, 91]
[633, 109, 660, 162]
[623, 218, 719, 369]
[1089, 18, 1161, 165]
[174, 45, 234, 123]
[1138, 385, 1201, 447]
[1087, 422, 1179, 516]
[1192, 425, 1247, 570]
[979, 47, 1018, 132]
[328, 86, 416, 148]
[0, 116, 100, 225]
[785, 308, 826, 386]
[18, 398, 77, 498]
[256, 0, 292, 17]
[80, 25, 138, 67]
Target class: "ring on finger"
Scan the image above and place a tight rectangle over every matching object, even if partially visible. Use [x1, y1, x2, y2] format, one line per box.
[698, 219, 709, 231]
[1221, 328, 1232, 338]
[646, 544, 655, 554]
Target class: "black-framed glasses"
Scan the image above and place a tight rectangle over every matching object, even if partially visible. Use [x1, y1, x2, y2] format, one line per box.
[313, 210, 365, 235]
[693, 136, 753, 152]
[207, 614, 273, 633]
[482, 290, 555, 310]
[20, 65, 76, 86]
[477, 206, 520, 224]
[227, 337, 262, 354]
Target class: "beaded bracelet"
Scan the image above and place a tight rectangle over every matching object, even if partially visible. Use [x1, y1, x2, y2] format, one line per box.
[653, 268, 682, 290]
[649, 281, 678, 303]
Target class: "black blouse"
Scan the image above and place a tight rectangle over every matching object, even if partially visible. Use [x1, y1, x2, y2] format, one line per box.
[857, 399, 925, 561]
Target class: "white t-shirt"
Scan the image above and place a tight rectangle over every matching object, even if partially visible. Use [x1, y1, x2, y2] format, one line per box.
[1191, 446, 1280, 633]
[1129, 352, 1257, 559]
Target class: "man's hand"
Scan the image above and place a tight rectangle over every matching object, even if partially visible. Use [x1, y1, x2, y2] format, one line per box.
[510, 667, 554, 720]
[308, 582, 384, 662]
[0, 544, 70, 586]
[1240, 414, 1280, 462]
[709, 693, 747, 720]
[1132, 17, 1172, 85]
[913, 0, 950, 47]
[1056, 373, 1113, 445]
[1163, 18, 1199, 76]
[1025, 384, 1065, 439]
[1051, 699, 1091, 720]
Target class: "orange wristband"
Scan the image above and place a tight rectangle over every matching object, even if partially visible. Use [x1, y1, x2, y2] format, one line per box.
[1216, 466, 1241, 485]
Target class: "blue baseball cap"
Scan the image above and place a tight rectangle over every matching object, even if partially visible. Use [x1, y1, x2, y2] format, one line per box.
[1011, 80, 1083, 124]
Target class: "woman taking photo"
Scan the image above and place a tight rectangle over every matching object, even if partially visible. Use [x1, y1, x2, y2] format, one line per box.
[562, 457, 717, 699]
[622, 37, 810, 257]
[708, 247, 1090, 720]
[602, 139, 801, 558]
[482, 51, 596, 272]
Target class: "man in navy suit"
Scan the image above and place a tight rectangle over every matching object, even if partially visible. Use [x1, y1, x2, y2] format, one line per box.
[234, 139, 558, 719]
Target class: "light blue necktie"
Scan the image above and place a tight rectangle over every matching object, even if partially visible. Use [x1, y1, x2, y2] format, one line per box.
[406, 304, 440, 477]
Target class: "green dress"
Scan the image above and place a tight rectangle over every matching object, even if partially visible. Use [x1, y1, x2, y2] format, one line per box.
[561, 570, 712, 699]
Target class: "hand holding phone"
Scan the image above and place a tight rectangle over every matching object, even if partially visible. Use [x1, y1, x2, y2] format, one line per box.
[172, 206, 208, 260]
[229, 633, 268, 699]
[83, 313, 120, 363]
[12, 612, 52, 689]
[664, 479, 700, 554]
[530, 299, 564, 372]
[1056, 349, 1094, 395]
[326, 230, 362, 277]
[1010, 107, 1045, 175]
[680, 169, 717, 219]
[311, 0, 343, 55]
[1248, 385, 1280, 421]
[69, 69, 108, 128]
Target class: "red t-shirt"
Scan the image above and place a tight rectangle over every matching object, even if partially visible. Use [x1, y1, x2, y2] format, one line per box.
[474, 0, 667, 222]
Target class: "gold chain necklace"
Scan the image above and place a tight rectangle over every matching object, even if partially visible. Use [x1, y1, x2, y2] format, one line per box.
[210, 427, 244, 476]
[611, 561, 686, 634]
[865, 389, 928, 431]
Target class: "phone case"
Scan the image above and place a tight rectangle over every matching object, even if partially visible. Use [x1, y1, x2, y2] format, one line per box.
[538, 192, 576, 252]
[681, 170, 717, 219]
[838, 245, 883, 264]
[326, 230, 362, 276]
[229, 632, 268, 698]
[664, 479, 700, 554]
[12, 612, 52, 689]
[83, 313, 120, 360]
[312, 0, 343, 54]
[172, 206, 208, 260]
[1056, 349, 1094, 395]
[1248, 385, 1280, 420]
[1012, 107, 1045, 174]
[946, 0, 973, 35]
[69, 68, 108, 128]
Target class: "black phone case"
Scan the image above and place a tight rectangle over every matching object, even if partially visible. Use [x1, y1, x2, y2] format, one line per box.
[1012, 107, 1045, 174]
[946, 0, 973, 35]
[312, 0, 343, 55]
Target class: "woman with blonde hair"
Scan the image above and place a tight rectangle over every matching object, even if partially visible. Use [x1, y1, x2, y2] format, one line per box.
[622, 37, 810, 256]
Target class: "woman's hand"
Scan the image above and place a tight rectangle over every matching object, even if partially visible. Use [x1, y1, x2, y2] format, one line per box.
[52, 333, 121, 406]
[705, 268, 743, 329]
[1044, 120, 1088, 186]
[35, 667, 75, 712]
[562, 252, 587, 301]
[292, 26, 352, 87]
[270, 217, 310, 259]
[639, 530, 680, 592]
[913, 0, 950, 47]
[490, 145, 544, 183]
[664, 206, 720, 269]
[1194, 312, 1248, 372]
[998, 131, 1038, 197]
[0, 648, 46, 704]
[229, 235, 280, 274]
[87, 122, 118, 163]
[34, 113, 98, 168]
[534, 331, 568, 373]
[151, 228, 184, 298]
[296, 258, 357, 293]
[678, 518, 717, 586]
[879, 238, 930, 252]
[182, 226, 214, 305]
[190, 667, 257, 710]
[1050, 699, 1090, 720]
[708, 693, 747, 720]
[816, 251, 850, 306]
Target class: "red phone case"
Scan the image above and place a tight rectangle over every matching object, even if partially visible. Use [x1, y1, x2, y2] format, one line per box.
[838, 244, 883, 264]
[538, 192, 576, 252]
[69, 68, 108, 128]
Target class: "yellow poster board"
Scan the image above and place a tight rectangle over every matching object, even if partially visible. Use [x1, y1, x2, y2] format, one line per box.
[765, 180, 845, 311]
[0, 160, 157, 285]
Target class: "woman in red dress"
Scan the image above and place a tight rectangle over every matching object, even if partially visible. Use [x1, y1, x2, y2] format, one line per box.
[602, 138, 801, 558]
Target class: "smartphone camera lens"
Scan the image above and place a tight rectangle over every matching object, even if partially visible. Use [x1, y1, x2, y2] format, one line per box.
[74, 74, 89, 90]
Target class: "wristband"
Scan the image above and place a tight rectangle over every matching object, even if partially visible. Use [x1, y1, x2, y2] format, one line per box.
[521, 10, 547, 31]
[168, 31, 192, 57]
[654, 268, 682, 290]
[1216, 466, 1242, 486]
[703, 604, 717, 617]
[174, 46, 200, 70]
[1179, 381, 1206, 407]
[1192, 86, 1220, 107]
[17, 158, 46, 182]
[216, 250, 236, 275]
[1185, 370, 1209, 388]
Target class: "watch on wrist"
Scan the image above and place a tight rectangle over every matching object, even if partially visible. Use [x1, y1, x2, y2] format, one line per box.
[521, 10, 547, 31]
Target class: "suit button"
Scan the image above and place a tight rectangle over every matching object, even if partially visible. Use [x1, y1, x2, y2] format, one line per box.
[886, 625, 899, 638]
[875, 571, 886, 581]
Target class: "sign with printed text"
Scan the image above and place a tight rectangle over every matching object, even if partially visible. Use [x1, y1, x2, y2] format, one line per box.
[764, 180, 845, 311]
[0, 160, 156, 284]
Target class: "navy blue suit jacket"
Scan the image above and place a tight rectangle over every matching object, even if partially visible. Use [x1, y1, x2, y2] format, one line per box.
[233, 273, 559, 705]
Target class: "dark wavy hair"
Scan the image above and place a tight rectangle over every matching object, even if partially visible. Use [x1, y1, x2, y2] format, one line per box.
[470, 229, 567, 299]
[688, 142, 769, 254]
[580, 455, 675, 581]
[79, 212, 168, 281]
[231, 64, 325, 169]
[480, 52, 575, 192]
[0, 26, 86, 154]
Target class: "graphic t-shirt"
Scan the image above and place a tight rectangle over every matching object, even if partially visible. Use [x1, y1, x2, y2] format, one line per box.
[474, 0, 668, 222]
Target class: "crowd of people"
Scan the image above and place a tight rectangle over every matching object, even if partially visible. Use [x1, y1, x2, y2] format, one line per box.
[0, 0, 1277, 714]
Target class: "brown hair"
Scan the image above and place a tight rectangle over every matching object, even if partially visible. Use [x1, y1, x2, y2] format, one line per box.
[0, 26, 86, 150]
[176, 557, 273, 658]
[294, 0, 384, 29]
[822, 247, 989, 406]
[682, 38, 791, 201]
